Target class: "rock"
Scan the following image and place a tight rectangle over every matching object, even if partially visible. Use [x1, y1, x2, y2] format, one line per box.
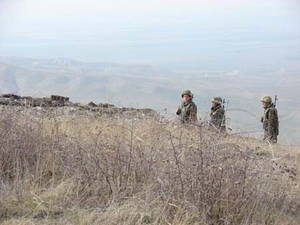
[9, 100, 22, 106]
[32, 97, 52, 107]
[88, 102, 97, 107]
[21, 96, 33, 100]
[99, 103, 115, 108]
[51, 95, 70, 103]
[64, 101, 78, 107]
[0, 97, 9, 105]
[1, 93, 21, 100]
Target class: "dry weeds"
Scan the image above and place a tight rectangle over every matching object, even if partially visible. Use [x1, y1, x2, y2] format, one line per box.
[0, 106, 299, 225]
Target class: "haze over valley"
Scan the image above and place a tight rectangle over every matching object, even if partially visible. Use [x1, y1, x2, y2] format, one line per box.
[1, 56, 299, 144]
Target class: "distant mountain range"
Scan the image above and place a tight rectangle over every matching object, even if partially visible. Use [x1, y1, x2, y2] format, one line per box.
[0, 56, 299, 144]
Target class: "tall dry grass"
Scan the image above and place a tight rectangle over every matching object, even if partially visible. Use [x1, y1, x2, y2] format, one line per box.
[0, 106, 299, 224]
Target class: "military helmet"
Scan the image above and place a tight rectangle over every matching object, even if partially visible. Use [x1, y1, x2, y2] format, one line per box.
[260, 96, 272, 103]
[211, 96, 222, 104]
[181, 90, 193, 98]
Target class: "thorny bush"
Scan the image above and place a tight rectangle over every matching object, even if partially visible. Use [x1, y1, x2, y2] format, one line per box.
[0, 106, 299, 224]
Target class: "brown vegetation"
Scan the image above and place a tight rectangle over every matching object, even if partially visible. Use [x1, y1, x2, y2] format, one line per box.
[0, 106, 299, 224]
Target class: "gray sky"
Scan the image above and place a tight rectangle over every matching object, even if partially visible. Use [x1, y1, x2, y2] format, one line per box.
[1, 0, 300, 69]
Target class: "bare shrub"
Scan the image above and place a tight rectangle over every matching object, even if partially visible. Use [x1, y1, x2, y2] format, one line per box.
[0, 106, 299, 224]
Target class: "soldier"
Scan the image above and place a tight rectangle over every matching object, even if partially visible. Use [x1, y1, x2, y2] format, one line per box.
[209, 96, 226, 132]
[260, 96, 279, 143]
[176, 90, 197, 123]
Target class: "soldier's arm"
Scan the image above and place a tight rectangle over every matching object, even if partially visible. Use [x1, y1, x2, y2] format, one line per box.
[190, 105, 197, 122]
[176, 104, 183, 115]
[268, 109, 278, 131]
[216, 110, 224, 127]
[176, 107, 182, 115]
[209, 113, 216, 125]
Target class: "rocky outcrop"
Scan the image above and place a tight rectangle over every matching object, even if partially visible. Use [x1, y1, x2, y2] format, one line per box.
[51, 95, 70, 103]
[1, 94, 21, 100]
[0, 94, 72, 107]
[0, 94, 158, 117]
[87, 102, 97, 107]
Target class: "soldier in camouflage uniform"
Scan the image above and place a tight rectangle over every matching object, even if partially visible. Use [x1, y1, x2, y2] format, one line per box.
[176, 90, 197, 123]
[209, 96, 226, 132]
[260, 96, 279, 143]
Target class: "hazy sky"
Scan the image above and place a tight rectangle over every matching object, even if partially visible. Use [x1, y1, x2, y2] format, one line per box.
[1, 0, 300, 144]
[1, 0, 300, 70]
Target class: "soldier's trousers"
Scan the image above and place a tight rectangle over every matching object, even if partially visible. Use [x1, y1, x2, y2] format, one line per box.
[263, 131, 278, 144]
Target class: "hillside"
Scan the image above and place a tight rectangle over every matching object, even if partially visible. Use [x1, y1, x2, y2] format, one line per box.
[0, 104, 299, 224]
[0, 56, 299, 144]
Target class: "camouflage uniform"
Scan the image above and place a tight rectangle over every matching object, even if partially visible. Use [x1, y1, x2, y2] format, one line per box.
[209, 97, 226, 132]
[176, 90, 197, 123]
[261, 96, 279, 143]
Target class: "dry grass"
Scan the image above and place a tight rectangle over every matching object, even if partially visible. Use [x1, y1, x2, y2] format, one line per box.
[0, 106, 299, 225]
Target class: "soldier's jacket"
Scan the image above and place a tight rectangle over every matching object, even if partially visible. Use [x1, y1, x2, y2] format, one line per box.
[177, 100, 197, 123]
[209, 104, 225, 131]
[262, 103, 279, 141]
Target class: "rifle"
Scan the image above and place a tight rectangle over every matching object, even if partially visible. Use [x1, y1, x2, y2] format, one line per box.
[221, 98, 229, 131]
[222, 98, 225, 109]
[274, 95, 278, 107]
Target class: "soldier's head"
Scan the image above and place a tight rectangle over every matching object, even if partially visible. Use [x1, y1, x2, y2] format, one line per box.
[260, 96, 272, 107]
[181, 90, 193, 103]
[211, 96, 222, 107]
